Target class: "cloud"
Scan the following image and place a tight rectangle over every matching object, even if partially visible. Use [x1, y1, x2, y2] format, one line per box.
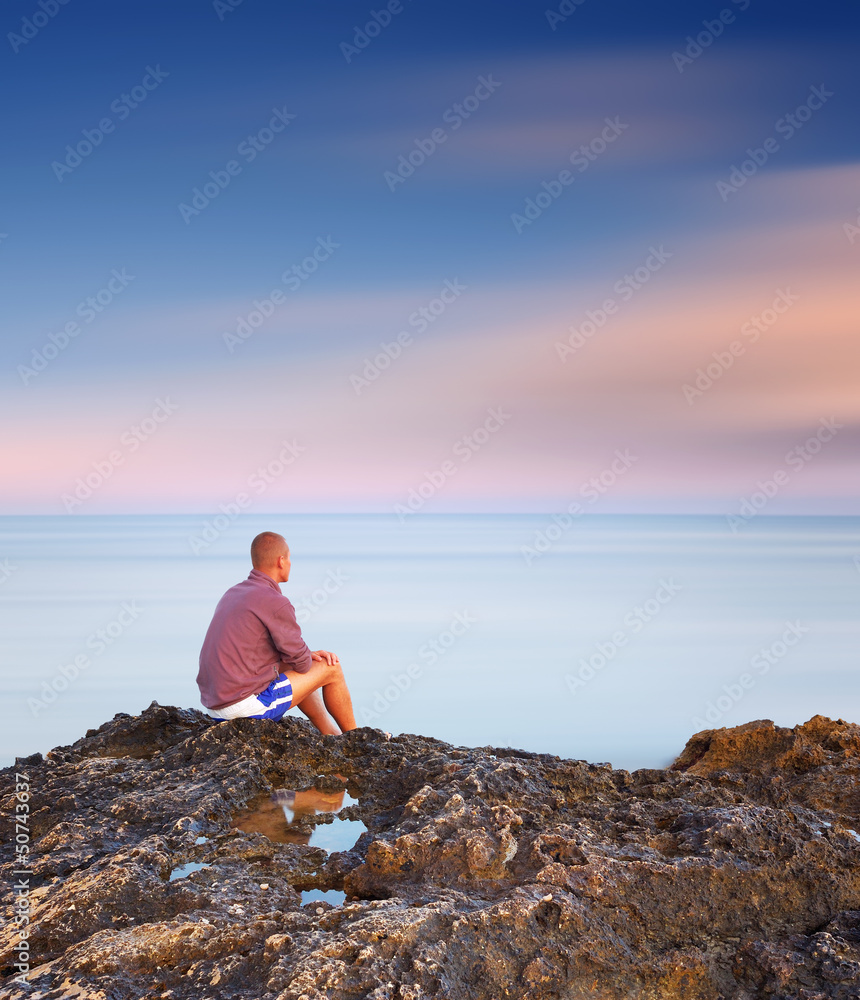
[283, 42, 856, 179]
[3, 159, 857, 513]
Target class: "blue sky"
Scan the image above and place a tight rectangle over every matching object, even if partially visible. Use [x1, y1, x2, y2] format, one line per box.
[3, 0, 859, 513]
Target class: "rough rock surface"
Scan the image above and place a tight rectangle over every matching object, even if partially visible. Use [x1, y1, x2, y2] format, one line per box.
[2, 707, 859, 999]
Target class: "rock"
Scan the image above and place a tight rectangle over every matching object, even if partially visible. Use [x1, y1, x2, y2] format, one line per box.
[1, 708, 859, 998]
[671, 715, 860, 827]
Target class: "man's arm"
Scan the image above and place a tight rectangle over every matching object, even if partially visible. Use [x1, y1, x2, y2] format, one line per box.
[266, 603, 313, 673]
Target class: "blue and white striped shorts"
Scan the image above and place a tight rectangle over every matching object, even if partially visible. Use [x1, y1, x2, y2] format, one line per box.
[207, 672, 293, 721]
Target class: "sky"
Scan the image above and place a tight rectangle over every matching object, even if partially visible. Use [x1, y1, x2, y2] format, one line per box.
[2, 0, 859, 515]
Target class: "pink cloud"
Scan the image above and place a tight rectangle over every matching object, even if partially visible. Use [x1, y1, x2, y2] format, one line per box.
[3, 165, 857, 513]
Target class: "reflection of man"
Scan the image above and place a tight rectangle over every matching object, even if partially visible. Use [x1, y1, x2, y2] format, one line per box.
[231, 787, 348, 845]
[196, 531, 356, 735]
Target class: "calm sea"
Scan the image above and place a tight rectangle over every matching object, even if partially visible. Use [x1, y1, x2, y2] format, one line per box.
[0, 514, 857, 771]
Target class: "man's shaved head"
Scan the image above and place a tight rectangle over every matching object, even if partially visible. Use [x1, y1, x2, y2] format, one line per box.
[250, 531, 289, 570]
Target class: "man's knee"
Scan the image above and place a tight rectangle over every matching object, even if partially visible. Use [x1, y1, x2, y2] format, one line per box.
[326, 658, 344, 681]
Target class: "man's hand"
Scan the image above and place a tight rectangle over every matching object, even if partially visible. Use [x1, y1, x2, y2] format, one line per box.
[311, 649, 340, 665]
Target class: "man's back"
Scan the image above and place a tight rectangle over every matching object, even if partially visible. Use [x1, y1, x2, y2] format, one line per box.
[197, 568, 311, 709]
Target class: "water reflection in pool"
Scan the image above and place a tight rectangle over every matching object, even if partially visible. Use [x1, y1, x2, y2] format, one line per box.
[231, 784, 366, 853]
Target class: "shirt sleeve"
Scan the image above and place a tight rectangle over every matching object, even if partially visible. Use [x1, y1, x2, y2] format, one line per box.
[265, 599, 313, 674]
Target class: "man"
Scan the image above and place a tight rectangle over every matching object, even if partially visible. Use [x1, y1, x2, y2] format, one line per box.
[197, 531, 356, 735]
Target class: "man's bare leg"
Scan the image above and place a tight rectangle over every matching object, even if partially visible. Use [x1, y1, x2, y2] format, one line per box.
[285, 659, 357, 732]
[294, 688, 341, 736]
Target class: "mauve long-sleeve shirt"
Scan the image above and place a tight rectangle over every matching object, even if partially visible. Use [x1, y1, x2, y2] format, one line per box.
[197, 568, 312, 709]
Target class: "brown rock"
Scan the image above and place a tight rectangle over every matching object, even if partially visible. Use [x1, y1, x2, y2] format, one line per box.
[1, 706, 859, 998]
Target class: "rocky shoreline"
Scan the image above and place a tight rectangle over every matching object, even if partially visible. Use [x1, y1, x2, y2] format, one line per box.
[2, 707, 859, 999]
